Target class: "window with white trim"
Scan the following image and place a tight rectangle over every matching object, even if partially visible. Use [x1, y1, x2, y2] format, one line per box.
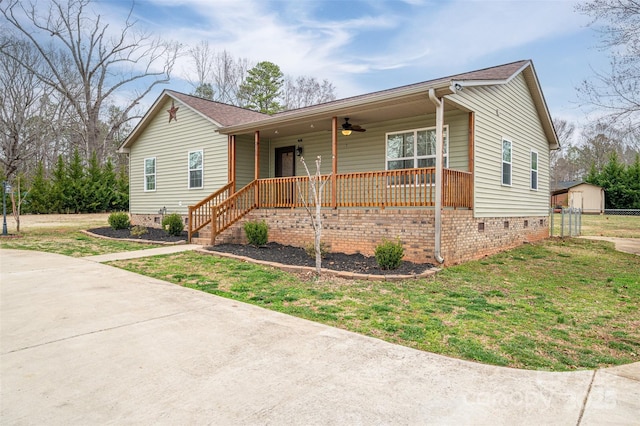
[502, 139, 512, 186]
[188, 150, 203, 189]
[530, 150, 538, 190]
[144, 157, 156, 191]
[386, 126, 448, 171]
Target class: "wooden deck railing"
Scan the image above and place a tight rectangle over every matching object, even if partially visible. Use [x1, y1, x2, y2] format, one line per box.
[443, 169, 473, 208]
[193, 167, 472, 243]
[210, 180, 258, 244]
[259, 176, 331, 208]
[188, 181, 234, 242]
[257, 168, 472, 209]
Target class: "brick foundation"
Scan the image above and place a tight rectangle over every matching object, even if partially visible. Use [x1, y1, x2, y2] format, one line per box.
[213, 208, 549, 266]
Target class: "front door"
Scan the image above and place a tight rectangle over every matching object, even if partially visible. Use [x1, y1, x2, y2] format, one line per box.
[275, 146, 295, 177]
[275, 146, 296, 206]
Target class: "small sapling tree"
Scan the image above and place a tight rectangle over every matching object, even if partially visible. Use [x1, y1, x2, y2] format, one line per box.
[297, 155, 330, 276]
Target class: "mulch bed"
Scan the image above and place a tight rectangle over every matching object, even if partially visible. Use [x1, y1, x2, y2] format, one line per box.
[88, 226, 433, 275]
[207, 242, 433, 276]
[88, 226, 188, 243]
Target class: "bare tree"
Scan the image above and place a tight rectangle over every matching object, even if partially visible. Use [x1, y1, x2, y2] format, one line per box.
[576, 0, 640, 132]
[281, 76, 336, 110]
[188, 42, 251, 105]
[0, 36, 45, 180]
[550, 118, 576, 187]
[297, 156, 330, 276]
[0, 0, 181, 164]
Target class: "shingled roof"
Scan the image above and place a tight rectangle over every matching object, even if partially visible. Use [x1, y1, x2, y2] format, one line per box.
[119, 90, 267, 150]
[166, 91, 267, 126]
[121, 59, 557, 151]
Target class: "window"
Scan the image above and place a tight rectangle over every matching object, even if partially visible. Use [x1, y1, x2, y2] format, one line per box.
[144, 157, 156, 191]
[502, 139, 512, 186]
[188, 150, 203, 189]
[386, 127, 448, 184]
[530, 150, 538, 190]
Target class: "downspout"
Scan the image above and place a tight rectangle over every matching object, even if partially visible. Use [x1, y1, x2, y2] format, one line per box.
[429, 88, 445, 264]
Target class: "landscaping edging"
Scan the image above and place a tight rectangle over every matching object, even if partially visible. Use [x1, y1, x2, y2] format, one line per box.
[196, 248, 440, 281]
[81, 229, 187, 246]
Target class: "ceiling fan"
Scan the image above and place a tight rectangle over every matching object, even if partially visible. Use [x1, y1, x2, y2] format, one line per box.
[341, 117, 366, 135]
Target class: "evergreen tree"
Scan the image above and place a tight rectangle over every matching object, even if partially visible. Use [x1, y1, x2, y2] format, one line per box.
[625, 154, 640, 208]
[84, 152, 103, 212]
[586, 152, 640, 209]
[114, 163, 129, 211]
[50, 155, 68, 213]
[25, 162, 50, 213]
[238, 61, 284, 114]
[66, 149, 85, 213]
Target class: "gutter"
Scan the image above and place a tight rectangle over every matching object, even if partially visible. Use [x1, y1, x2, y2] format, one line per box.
[428, 88, 445, 264]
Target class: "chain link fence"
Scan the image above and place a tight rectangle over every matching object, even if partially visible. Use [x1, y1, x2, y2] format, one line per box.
[550, 207, 582, 237]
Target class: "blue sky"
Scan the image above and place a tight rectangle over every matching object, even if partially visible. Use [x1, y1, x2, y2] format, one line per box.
[96, 0, 610, 127]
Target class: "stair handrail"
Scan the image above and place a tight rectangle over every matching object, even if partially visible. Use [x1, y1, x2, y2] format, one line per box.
[188, 181, 234, 242]
[210, 180, 258, 244]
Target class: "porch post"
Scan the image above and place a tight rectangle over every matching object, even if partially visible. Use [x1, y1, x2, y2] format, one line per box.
[468, 112, 475, 209]
[254, 131, 260, 207]
[331, 116, 338, 209]
[228, 135, 236, 192]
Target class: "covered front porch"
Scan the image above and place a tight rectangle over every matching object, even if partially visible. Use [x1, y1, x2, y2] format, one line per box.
[189, 85, 476, 245]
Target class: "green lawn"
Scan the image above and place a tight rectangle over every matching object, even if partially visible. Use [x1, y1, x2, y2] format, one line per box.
[110, 237, 640, 371]
[2, 213, 638, 370]
[551, 213, 640, 238]
[0, 227, 161, 257]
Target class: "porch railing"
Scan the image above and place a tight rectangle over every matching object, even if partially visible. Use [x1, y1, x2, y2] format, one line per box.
[191, 167, 472, 243]
[258, 168, 472, 209]
[188, 181, 234, 242]
[209, 180, 258, 244]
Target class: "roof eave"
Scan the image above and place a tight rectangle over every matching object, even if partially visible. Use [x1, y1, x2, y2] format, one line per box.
[218, 82, 454, 135]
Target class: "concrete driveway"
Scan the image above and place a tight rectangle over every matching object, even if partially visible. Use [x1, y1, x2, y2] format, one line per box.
[1, 249, 638, 425]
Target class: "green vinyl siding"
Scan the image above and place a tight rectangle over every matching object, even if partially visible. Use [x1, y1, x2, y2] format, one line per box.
[450, 72, 551, 217]
[129, 98, 228, 215]
[264, 111, 469, 177]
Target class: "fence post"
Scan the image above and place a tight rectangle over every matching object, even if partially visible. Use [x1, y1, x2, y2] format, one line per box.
[550, 207, 554, 237]
[560, 208, 565, 238]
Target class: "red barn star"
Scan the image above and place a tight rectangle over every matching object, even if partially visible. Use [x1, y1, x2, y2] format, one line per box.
[167, 101, 179, 123]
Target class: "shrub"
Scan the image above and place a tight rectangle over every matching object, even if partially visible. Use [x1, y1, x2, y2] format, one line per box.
[244, 220, 268, 246]
[108, 212, 130, 230]
[162, 213, 184, 236]
[305, 241, 330, 258]
[375, 239, 404, 270]
[130, 225, 148, 237]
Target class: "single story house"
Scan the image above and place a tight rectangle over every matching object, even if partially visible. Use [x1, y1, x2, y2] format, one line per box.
[119, 59, 558, 265]
[551, 182, 605, 214]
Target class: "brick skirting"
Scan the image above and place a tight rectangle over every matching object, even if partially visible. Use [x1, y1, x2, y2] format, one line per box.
[191, 208, 549, 266]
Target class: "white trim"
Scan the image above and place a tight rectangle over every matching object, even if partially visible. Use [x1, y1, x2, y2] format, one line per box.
[501, 138, 512, 187]
[188, 149, 204, 189]
[530, 149, 539, 191]
[385, 125, 449, 172]
[144, 157, 156, 192]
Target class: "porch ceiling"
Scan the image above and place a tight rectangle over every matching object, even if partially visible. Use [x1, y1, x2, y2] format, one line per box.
[219, 91, 462, 139]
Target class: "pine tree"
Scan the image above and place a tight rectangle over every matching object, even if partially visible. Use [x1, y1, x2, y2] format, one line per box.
[238, 61, 284, 114]
[84, 152, 103, 212]
[25, 162, 50, 213]
[50, 156, 68, 213]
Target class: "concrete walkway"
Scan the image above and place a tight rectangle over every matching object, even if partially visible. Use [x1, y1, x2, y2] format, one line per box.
[1, 249, 639, 425]
[579, 236, 640, 256]
[82, 244, 202, 262]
